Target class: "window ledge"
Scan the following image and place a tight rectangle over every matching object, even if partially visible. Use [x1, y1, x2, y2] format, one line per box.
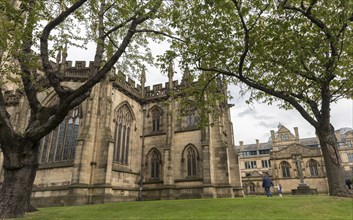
[175, 177, 203, 182]
[38, 160, 74, 169]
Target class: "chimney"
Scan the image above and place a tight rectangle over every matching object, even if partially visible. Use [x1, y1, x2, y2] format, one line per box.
[256, 139, 260, 149]
[270, 130, 275, 142]
[239, 141, 244, 151]
[294, 127, 299, 141]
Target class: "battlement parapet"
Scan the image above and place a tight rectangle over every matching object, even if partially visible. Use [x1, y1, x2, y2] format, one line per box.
[115, 71, 140, 92]
[60, 61, 92, 81]
[113, 71, 141, 100]
[62, 68, 91, 80]
[165, 80, 179, 89]
[145, 80, 182, 99]
[64, 61, 95, 69]
[58, 61, 187, 101]
[4, 90, 22, 106]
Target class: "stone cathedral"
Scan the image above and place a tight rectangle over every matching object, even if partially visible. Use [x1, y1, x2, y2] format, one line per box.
[0, 61, 243, 207]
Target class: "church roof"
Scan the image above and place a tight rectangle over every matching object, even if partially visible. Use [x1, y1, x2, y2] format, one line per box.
[337, 127, 353, 135]
[299, 137, 320, 148]
[236, 126, 353, 152]
[241, 142, 272, 151]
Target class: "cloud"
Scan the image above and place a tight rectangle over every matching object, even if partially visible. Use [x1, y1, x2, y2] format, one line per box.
[237, 108, 256, 117]
[257, 121, 277, 128]
[253, 114, 276, 120]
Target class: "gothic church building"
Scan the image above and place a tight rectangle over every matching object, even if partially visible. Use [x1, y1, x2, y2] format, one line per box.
[0, 61, 243, 207]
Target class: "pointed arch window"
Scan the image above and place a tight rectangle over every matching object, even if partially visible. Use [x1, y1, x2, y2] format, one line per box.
[186, 111, 195, 128]
[151, 108, 161, 132]
[186, 146, 197, 176]
[114, 104, 132, 164]
[280, 161, 291, 178]
[149, 149, 161, 179]
[308, 159, 319, 176]
[38, 107, 80, 163]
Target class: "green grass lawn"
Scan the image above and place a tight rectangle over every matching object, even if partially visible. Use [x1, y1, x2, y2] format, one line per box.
[19, 195, 353, 220]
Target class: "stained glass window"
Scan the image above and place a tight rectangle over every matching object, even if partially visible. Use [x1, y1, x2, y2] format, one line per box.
[38, 107, 80, 163]
[113, 104, 132, 164]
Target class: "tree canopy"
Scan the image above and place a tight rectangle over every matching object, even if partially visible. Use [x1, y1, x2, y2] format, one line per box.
[167, 0, 353, 119]
[165, 0, 353, 196]
[0, 0, 174, 218]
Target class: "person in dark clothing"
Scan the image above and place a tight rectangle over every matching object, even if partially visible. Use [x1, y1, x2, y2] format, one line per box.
[262, 173, 274, 197]
[345, 179, 352, 190]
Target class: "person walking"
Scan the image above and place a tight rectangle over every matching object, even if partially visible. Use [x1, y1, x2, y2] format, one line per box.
[262, 172, 274, 197]
[345, 179, 352, 190]
[277, 184, 283, 197]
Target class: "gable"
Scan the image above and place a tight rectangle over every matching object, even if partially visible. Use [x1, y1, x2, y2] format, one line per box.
[274, 125, 296, 142]
[345, 131, 353, 139]
[277, 125, 290, 134]
[273, 143, 321, 158]
[250, 170, 263, 177]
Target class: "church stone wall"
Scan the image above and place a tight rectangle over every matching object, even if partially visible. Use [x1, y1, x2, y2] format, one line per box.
[0, 61, 244, 207]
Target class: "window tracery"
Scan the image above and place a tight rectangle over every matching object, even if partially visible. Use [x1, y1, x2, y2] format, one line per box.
[114, 104, 133, 164]
[182, 145, 198, 177]
[38, 107, 80, 163]
[148, 149, 161, 179]
[151, 108, 161, 132]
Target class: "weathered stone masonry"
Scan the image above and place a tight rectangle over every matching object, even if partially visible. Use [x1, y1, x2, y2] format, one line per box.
[0, 61, 244, 207]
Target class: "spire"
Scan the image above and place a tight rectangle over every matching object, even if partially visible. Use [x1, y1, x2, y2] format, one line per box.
[182, 65, 191, 85]
[56, 48, 62, 66]
[62, 43, 68, 61]
[168, 59, 174, 90]
[59, 43, 68, 73]
[140, 65, 146, 97]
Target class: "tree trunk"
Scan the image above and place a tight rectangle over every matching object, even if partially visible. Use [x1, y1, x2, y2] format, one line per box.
[0, 142, 38, 219]
[316, 125, 352, 197]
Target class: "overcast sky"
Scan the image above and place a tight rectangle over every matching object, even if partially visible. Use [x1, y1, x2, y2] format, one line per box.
[230, 95, 353, 144]
[68, 43, 353, 146]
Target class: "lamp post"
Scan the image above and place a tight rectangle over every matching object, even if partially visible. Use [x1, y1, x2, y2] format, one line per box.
[138, 105, 146, 201]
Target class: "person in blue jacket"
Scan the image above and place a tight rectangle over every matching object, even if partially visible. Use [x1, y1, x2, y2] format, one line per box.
[262, 172, 274, 197]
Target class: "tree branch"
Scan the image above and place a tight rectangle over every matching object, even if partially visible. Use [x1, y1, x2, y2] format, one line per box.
[199, 66, 320, 129]
[19, 0, 42, 125]
[248, 3, 269, 31]
[40, 0, 88, 99]
[27, 0, 163, 139]
[232, 0, 249, 77]
[282, 2, 338, 78]
[103, 15, 135, 38]
[135, 29, 185, 42]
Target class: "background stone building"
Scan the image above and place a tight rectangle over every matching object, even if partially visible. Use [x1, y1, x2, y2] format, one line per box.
[0, 61, 243, 207]
[237, 124, 353, 195]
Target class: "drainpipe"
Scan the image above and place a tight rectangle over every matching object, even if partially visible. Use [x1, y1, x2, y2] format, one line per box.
[138, 105, 146, 201]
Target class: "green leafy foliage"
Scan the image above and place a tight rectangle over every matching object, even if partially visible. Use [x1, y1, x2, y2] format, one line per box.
[166, 0, 353, 125]
[164, 0, 353, 196]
